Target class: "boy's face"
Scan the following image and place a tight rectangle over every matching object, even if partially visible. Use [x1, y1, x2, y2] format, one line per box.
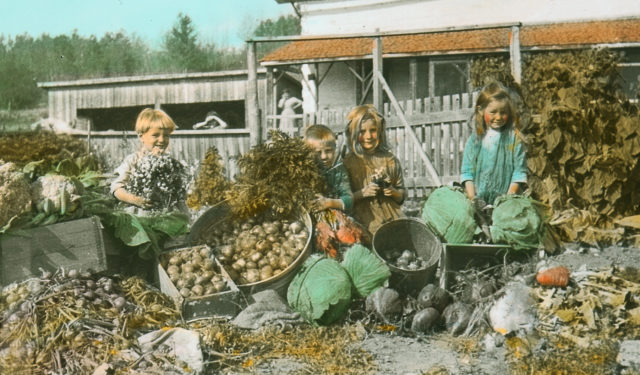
[307, 138, 337, 168]
[482, 99, 510, 130]
[140, 126, 171, 155]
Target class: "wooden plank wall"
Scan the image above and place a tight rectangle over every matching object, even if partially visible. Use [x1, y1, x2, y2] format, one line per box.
[49, 76, 267, 124]
[77, 130, 251, 181]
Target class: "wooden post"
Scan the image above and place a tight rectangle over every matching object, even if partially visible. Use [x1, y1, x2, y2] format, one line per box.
[372, 36, 383, 109]
[247, 41, 261, 146]
[409, 58, 418, 103]
[266, 67, 274, 131]
[509, 25, 522, 84]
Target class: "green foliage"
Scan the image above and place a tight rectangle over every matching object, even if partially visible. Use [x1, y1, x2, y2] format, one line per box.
[252, 14, 301, 58]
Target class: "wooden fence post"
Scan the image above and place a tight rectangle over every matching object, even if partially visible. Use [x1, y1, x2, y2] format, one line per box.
[247, 41, 261, 146]
[372, 36, 383, 110]
[510, 25, 522, 84]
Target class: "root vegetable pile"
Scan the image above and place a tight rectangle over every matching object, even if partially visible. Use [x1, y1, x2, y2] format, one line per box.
[159, 245, 229, 298]
[200, 214, 309, 285]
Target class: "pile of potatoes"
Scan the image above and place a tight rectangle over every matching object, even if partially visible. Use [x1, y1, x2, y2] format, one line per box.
[203, 216, 309, 285]
[388, 249, 429, 270]
[160, 245, 228, 298]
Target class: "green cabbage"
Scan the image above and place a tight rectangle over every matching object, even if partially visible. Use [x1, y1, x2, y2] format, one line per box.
[422, 186, 477, 243]
[490, 195, 545, 250]
[287, 255, 352, 325]
[341, 244, 390, 298]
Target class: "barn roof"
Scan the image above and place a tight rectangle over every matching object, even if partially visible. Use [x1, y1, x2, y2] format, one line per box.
[37, 68, 267, 89]
[260, 18, 640, 65]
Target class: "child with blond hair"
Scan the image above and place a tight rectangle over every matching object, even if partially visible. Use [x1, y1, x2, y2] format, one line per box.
[111, 108, 186, 213]
[343, 105, 407, 234]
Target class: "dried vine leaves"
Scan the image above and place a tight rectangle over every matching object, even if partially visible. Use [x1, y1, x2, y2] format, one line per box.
[0, 131, 90, 166]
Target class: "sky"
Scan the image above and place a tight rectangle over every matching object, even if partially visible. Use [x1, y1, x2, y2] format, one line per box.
[1, 0, 295, 49]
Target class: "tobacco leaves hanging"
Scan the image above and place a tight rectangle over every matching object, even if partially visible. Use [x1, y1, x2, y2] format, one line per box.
[471, 49, 640, 245]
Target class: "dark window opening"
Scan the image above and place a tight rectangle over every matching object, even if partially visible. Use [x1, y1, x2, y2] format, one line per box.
[77, 100, 245, 132]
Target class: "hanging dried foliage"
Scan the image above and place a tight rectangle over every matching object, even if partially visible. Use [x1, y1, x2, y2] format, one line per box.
[186, 146, 231, 210]
[472, 49, 640, 244]
[224, 130, 327, 219]
[0, 131, 90, 166]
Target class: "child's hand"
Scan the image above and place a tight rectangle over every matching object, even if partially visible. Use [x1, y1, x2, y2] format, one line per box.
[311, 194, 329, 212]
[131, 195, 153, 209]
[361, 182, 380, 198]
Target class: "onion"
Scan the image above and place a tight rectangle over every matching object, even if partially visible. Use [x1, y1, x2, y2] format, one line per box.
[167, 265, 180, 275]
[182, 263, 195, 273]
[169, 256, 181, 265]
[260, 265, 274, 280]
[289, 221, 303, 234]
[266, 234, 278, 243]
[250, 252, 263, 262]
[191, 285, 204, 296]
[213, 280, 226, 292]
[199, 246, 211, 258]
[256, 240, 271, 253]
[258, 258, 269, 267]
[246, 269, 260, 283]
[205, 285, 216, 295]
[279, 255, 293, 269]
[251, 225, 266, 238]
[113, 297, 126, 310]
[246, 261, 258, 270]
[241, 222, 252, 231]
[219, 245, 235, 258]
[202, 259, 215, 271]
[263, 223, 278, 234]
[195, 275, 207, 285]
[180, 288, 191, 298]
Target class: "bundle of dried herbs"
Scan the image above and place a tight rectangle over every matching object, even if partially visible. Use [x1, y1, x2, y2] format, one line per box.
[186, 146, 230, 210]
[225, 130, 326, 219]
[125, 153, 188, 211]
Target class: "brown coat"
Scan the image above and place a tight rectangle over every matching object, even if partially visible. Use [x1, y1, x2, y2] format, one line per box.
[344, 149, 406, 234]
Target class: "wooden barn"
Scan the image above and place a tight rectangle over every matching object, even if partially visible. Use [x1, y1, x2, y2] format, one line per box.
[37, 69, 300, 175]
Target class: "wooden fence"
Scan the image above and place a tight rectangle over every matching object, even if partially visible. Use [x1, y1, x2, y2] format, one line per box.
[79, 92, 476, 198]
[266, 92, 478, 197]
[78, 129, 251, 180]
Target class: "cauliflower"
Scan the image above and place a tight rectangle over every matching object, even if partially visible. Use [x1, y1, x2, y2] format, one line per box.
[31, 174, 84, 215]
[0, 161, 32, 228]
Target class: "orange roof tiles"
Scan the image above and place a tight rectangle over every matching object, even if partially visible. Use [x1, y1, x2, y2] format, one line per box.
[521, 19, 640, 47]
[261, 18, 640, 64]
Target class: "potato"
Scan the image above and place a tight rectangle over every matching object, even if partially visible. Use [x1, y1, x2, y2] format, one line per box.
[250, 252, 263, 262]
[260, 265, 274, 280]
[246, 269, 260, 283]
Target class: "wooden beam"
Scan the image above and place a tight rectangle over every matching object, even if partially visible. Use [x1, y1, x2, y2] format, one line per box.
[375, 70, 442, 186]
[247, 41, 261, 146]
[409, 58, 418, 103]
[372, 37, 383, 109]
[428, 60, 435, 99]
[509, 25, 522, 84]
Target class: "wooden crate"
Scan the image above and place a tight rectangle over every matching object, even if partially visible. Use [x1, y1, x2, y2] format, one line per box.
[0, 216, 121, 286]
[156, 245, 244, 321]
[439, 243, 531, 292]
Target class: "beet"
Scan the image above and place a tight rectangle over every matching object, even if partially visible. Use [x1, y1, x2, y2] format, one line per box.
[411, 307, 441, 333]
[365, 287, 402, 323]
[417, 284, 451, 312]
[442, 301, 472, 336]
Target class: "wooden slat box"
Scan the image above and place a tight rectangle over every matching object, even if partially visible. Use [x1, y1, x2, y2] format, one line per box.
[0, 216, 121, 286]
[156, 245, 244, 321]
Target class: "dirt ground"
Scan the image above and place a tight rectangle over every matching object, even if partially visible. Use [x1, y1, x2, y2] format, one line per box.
[231, 243, 640, 375]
